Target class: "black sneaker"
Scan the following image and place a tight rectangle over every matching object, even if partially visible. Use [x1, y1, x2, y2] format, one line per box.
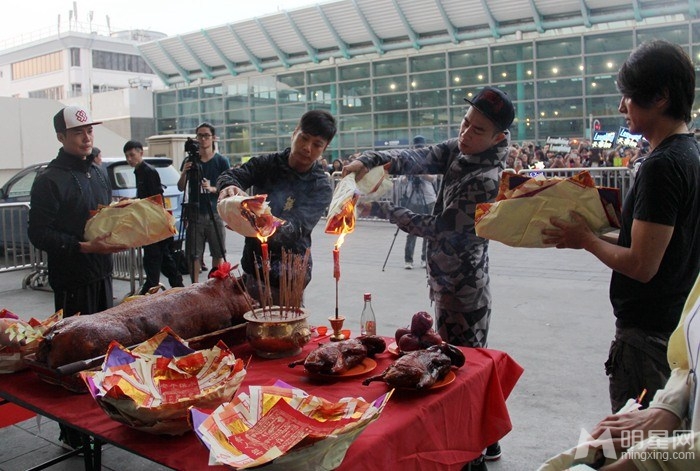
[484, 442, 502, 461]
[462, 455, 487, 471]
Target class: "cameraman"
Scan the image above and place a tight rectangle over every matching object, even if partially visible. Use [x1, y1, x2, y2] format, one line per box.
[401, 136, 437, 269]
[177, 122, 230, 283]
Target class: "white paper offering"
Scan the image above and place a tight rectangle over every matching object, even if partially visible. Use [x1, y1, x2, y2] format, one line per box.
[191, 381, 392, 469]
[217, 194, 284, 238]
[0, 309, 62, 373]
[81, 328, 247, 435]
[325, 166, 391, 235]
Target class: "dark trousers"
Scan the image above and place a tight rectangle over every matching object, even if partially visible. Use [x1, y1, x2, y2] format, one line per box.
[52, 275, 113, 445]
[436, 304, 491, 348]
[53, 276, 113, 317]
[141, 238, 184, 294]
[606, 327, 671, 412]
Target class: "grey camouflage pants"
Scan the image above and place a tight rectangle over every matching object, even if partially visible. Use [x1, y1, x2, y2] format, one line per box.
[435, 304, 491, 348]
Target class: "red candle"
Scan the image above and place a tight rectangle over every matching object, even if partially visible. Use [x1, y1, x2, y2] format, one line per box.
[261, 242, 269, 262]
[333, 248, 340, 280]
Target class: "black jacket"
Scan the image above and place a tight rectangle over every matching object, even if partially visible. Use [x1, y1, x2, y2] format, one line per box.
[28, 149, 113, 290]
[217, 149, 332, 287]
[134, 161, 163, 199]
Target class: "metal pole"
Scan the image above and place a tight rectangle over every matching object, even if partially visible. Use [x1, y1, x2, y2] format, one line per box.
[381, 226, 401, 272]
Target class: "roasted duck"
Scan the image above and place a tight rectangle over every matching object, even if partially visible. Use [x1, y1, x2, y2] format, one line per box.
[363, 343, 465, 390]
[289, 335, 386, 375]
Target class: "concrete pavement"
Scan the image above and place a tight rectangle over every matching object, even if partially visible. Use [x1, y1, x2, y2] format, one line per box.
[0, 220, 616, 470]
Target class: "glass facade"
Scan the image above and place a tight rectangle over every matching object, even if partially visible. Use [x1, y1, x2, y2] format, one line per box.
[155, 22, 700, 164]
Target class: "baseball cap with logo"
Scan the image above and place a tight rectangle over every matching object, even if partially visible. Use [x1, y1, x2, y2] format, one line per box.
[53, 105, 102, 133]
[464, 86, 515, 131]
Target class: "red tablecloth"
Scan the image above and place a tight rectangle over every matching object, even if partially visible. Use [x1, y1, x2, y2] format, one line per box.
[0, 341, 522, 471]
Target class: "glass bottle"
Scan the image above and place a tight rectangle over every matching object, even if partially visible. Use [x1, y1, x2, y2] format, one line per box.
[360, 293, 376, 336]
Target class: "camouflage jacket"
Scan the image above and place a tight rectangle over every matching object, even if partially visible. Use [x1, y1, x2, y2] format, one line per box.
[359, 135, 509, 311]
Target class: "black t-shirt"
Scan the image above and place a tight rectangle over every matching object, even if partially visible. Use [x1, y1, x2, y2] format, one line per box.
[183, 153, 230, 215]
[611, 133, 700, 333]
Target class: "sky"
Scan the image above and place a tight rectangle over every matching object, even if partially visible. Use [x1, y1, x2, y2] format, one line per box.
[2, 0, 324, 43]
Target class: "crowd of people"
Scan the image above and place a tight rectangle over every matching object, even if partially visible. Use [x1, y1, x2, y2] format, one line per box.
[503, 140, 649, 172]
[26, 38, 700, 470]
[320, 134, 650, 177]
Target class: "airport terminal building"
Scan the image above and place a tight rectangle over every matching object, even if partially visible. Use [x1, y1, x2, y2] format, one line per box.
[139, 0, 700, 164]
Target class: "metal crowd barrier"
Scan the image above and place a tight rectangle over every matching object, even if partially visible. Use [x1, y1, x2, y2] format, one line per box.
[517, 166, 633, 201]
[113, 248, 145, 296]
[0, 203, 34, 273]
[328, 165, 633, 219]
[0, 201, 144, 293]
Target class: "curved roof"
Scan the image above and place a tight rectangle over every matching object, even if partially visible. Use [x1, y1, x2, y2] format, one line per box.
[137, 0, 698, 86]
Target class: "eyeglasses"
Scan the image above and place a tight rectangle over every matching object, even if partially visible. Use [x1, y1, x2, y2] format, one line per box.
[196, 133, 212, 139]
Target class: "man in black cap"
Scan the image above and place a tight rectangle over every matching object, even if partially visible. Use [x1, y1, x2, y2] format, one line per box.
[28, 105, 127, 449]
[29, 105, 127, 316]
[344, 86, 514, 469]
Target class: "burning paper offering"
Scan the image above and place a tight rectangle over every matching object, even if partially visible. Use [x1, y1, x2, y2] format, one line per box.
[84, 195, 176, 248]
[191, 381, 392, 469]
[81, 327, 246, 435]
[325, 166, 390, 235]
[475, 171, 621, 248]
[218, 194, 285, 238]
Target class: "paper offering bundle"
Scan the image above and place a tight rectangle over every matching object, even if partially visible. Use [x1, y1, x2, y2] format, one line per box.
[475, 171, 621, 248]
[218, 194, 285, 238]
[81, 327, 246, 435]
[0, 309, 63, 373]
[191, 381, 392, 469]
[325, 165, 391, 234]
[84, 194, 176, 248]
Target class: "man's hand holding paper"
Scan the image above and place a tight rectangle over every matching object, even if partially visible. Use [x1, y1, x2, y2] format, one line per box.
[217, 194, 284, 238]
[542, 211, 598, 250]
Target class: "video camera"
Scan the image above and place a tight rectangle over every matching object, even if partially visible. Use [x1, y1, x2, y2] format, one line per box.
[184, 137, 201, 163]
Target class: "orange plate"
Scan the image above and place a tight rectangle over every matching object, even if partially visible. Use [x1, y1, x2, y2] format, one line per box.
[395, 370, 457, 391]
[430, 370, 456, 390]
[310, 358, 377, 378]
[387, 341, 400, 356]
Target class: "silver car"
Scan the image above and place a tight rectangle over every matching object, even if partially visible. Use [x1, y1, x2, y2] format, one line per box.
[0, 156, 184, 255]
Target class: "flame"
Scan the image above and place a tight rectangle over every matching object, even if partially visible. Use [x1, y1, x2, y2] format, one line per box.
[325, 197, 357, 236]
[335, 233, 346, 250]
[242, 198, 280, 240]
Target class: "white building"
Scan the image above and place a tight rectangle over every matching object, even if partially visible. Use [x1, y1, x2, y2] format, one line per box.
[0, 26, 167, 149]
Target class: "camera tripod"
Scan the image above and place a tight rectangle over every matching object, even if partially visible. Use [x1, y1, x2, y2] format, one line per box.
[182, 157, 227, 281]
[381, 176, 428, 271]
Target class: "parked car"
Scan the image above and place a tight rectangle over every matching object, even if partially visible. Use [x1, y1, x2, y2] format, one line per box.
[0, 157, 185, 254]
[0, 163, 43, 204]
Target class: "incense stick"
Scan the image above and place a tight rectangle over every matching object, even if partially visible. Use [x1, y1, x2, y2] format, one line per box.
[251, 248, 310, 318]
